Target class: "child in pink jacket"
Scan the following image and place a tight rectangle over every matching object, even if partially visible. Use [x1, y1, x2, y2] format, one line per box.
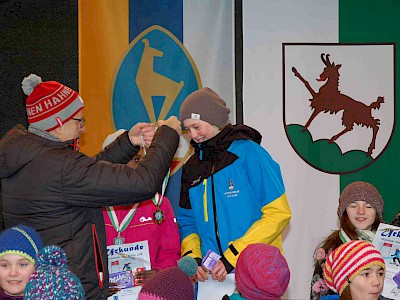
[102, 130, 181, 286]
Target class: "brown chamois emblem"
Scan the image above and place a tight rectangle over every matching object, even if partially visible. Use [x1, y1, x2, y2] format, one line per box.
[292, 53, 384, 156]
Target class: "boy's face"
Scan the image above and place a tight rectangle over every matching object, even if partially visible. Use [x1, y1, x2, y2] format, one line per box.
[183, 119, 220, 143]
[0, 254, 35, 296]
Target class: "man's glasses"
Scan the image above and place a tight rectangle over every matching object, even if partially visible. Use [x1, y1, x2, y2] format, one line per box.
[71, 117, 85, 128]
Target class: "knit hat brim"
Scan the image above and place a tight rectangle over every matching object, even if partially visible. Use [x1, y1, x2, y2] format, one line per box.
[179, 87, 230, 128]
[0, 225, 43, 265]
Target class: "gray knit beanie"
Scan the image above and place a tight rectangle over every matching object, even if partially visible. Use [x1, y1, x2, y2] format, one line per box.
[338, 181, 384, 220]
[179, 87, 230, 128]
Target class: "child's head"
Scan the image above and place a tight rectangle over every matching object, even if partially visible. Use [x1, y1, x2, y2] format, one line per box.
[323, 240, 385, 299]
[102, 128, 127, 149]
[180, 87, 230, 143]
[235, 243, 290, 300]
[338, 181, 383, 232]
[138, 256, 197, 300]
[24, 245, 85, 299]
[0, 225, 43, 296]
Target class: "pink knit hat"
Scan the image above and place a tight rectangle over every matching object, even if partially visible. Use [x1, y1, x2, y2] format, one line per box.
[138, 256, 197, 300]
[22, 74, 84, 131]
[323, 240, 385, 295]
[236, 244, 290, 300]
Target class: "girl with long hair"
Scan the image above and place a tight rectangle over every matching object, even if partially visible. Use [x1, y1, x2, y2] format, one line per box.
[310, 181, 384, 300]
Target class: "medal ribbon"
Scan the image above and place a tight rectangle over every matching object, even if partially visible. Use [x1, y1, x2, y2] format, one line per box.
[140, 131, 170, 208]
[152, 168, 170, 207]
[106, 203, 139, 235]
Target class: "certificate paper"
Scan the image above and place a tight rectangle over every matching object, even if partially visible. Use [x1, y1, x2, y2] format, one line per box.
[197, 274, 236, 300]
[372, 223, 400, 299]
[107, 240, 151, 300]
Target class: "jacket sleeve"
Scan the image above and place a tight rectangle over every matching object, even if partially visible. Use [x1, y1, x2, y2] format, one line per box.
[178, 207, 202, 259]
[61, 125, 179, 207]
[95, 131, 139, 164]
[177, 164, 203, 259]
[223, 195, 291, 267]
[223, 141, 291, 267]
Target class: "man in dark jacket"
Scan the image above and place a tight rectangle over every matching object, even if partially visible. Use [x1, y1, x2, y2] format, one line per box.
[0, 74, 181, 299]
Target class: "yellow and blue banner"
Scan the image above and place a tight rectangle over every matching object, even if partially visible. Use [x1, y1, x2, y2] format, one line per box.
[79, 0, 235, 212]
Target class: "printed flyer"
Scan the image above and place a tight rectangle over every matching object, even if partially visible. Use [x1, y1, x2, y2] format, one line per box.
[372, 223, 400, 299]
[107, 240, 151, 300]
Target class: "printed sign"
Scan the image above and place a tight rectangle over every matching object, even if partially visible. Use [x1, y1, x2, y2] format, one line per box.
[107, 240, 151, 300]
[372, 223, 400, 299]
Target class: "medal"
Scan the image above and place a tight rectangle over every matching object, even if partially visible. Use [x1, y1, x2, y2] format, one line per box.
[106, 203, 139, 246]
[153, 207, 165, 224]
[114, 232, 125, 245]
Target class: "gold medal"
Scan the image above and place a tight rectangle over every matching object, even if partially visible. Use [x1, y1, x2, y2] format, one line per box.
[153, 207, 165, 224]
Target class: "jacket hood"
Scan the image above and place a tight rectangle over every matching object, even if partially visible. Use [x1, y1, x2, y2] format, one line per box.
[190, 123, 262, 161]
[0, 125, 66, 179]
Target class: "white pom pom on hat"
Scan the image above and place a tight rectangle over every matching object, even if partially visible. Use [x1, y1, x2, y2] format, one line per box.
[22, 74, 42, 96]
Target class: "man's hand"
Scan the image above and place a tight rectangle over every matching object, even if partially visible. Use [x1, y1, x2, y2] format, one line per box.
[157, 116, 182, 135]
[128, 123, 155, 147]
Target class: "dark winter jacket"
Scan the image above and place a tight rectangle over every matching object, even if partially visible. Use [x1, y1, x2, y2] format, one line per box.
[0, 124, 179, 300]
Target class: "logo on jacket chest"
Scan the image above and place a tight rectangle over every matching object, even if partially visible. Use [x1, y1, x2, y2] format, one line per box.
[191, 176, 202, 186]
[224, 178, 240, 198]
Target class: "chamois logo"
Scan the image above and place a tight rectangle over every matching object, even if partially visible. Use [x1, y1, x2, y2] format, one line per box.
[283, 44, 395, 174]
[111, 25, 199, 176]
[292, 53, 384, 157]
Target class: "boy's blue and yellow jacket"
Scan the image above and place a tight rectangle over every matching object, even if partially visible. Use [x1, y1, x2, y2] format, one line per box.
[177, 124, 291, 269]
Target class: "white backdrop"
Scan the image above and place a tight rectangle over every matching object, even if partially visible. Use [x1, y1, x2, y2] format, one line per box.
[243, 1, 340, 298]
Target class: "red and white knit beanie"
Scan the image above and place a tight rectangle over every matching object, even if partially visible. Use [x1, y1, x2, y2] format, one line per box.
[22, 74, 84, 132]
[323, 240, 385, 295]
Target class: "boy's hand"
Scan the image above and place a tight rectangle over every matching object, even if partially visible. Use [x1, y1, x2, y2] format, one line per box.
[211, 260, 228, 282]
[193, 266, 209, 282]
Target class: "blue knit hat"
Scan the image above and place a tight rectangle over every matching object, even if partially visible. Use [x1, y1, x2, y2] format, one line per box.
[24, 245, 85, 299]
[0, 225, 43, 264]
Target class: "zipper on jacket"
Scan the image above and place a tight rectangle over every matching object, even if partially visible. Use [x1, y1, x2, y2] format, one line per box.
[211, 164, 223, 255]
[203, 179, 208, 222]
[92, 224, 105, 289]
